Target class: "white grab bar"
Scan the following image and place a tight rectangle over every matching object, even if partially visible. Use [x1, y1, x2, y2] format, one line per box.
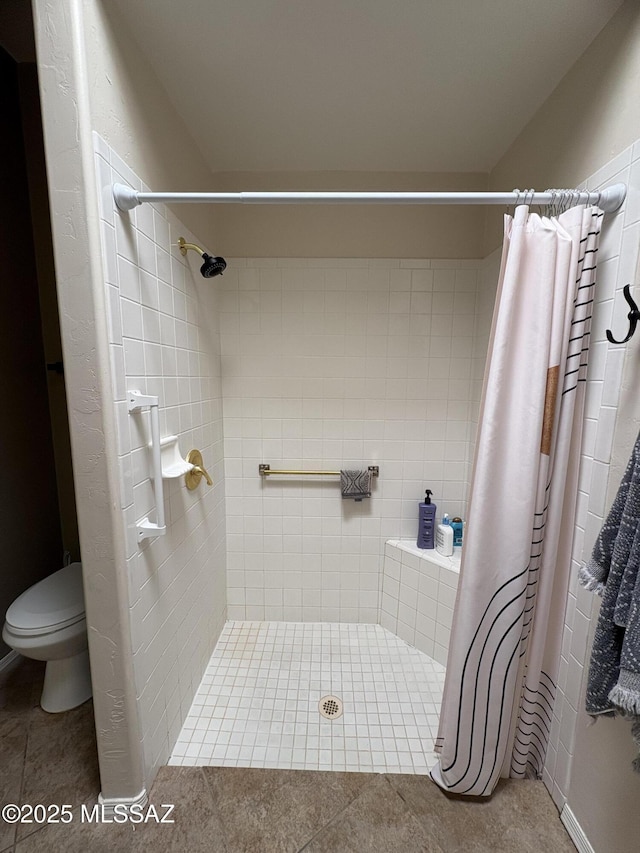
[127, 390, 167, 542]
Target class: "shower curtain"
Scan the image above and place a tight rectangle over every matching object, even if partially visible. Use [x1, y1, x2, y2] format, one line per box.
[431, 203, 603, 797]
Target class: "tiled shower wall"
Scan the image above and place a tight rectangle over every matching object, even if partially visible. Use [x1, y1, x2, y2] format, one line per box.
[219, 258, 485, 622]
[380, 541, 460, 666]
[94, 134, 227, 781]
[542, 143, 640, 810]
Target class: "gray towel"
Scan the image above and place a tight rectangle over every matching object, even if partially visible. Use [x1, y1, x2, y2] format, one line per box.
[341, 469, 371, 502]
[580, 431, 640, 771]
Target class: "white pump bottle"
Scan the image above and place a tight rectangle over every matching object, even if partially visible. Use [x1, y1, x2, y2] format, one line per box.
[435, 514, 454, 557]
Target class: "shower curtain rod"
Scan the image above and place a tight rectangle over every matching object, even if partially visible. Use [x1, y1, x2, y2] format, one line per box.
[113, 182, 627, 214]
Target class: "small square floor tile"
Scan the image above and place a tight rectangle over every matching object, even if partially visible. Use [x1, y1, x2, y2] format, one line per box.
[170, 621, 446, 774]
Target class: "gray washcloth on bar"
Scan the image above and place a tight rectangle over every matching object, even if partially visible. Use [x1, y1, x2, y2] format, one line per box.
[579, 430, 640, 772]
[341, 469, 371, 502]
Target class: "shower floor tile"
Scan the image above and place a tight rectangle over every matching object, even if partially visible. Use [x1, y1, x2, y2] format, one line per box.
[170, 621, 446, 775]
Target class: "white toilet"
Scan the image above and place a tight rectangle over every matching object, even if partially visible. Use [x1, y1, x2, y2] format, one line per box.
[2, 562, 92, 712]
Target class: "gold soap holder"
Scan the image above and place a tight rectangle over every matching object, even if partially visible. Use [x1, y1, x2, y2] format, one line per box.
[184, 449, 213, 491]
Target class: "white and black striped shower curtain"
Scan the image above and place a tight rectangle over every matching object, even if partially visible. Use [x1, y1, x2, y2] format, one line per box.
[431, 204, 603, 796]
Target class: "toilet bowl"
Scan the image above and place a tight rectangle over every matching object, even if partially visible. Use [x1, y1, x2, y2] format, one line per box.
[2, 562, 92, 712]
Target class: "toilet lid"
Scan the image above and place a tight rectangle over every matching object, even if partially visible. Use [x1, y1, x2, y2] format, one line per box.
[5, 562, 85, 631]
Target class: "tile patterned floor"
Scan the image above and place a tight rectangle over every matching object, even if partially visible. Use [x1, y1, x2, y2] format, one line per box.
[170, 621, 446, 774]
[1, 656, 577, 853]
[0, 658, 100, 853]
[10, 768, 577, 853]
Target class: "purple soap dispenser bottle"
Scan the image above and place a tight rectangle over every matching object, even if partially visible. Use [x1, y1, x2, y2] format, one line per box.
[417, 489, 436, 549]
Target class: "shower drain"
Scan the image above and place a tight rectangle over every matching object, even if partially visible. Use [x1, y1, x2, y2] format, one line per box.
[319, 695, 343, 719]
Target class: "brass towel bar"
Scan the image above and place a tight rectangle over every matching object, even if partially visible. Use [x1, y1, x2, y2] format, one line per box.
[259, 464, 379, 478]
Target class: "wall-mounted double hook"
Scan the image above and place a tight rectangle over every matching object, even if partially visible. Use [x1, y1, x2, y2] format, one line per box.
[606, 285, 640, 345]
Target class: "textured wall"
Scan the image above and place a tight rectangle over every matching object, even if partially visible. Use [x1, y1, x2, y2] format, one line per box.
[82, 0, 219, 249]
[33, 0, 145, 802]
[485, 1, 640, 253]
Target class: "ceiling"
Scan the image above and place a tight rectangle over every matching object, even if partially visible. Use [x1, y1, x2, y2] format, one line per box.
[111, 0, 623, 174]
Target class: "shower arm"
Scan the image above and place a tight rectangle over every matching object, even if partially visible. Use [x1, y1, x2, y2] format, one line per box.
[113, 183, 627, 214]
[178, 237, 205, 256]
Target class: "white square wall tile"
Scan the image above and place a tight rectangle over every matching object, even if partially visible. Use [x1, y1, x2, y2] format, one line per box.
[543, 138, 633, 799]
[222, 256, 482, 621]
[95, 133, 227, 779]
[593, 406, 617, 463]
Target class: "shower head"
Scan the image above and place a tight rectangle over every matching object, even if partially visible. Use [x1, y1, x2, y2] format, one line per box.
[177, 237, 226, 278]
[200, 253, 227, 278]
